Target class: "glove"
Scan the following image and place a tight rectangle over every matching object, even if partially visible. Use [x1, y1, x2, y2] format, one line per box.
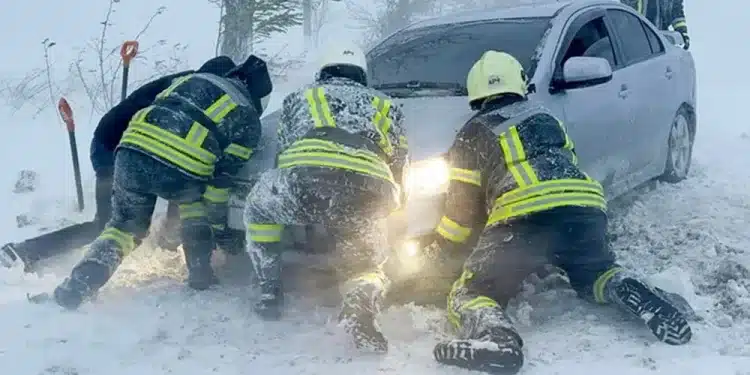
[681, 32, 690, 50]
[214, 226, 244, 255]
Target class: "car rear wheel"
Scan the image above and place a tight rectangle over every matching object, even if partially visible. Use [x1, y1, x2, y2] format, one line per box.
[660, 107, 693, 183]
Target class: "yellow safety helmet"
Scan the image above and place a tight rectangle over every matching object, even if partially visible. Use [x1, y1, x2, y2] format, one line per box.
[466, 50, 528, 109]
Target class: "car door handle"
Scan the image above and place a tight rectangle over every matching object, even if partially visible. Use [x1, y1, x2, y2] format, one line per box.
[665, 67, 673, 79]
[619, 84, 629, 98]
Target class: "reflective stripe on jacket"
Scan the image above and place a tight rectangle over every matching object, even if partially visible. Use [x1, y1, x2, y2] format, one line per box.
[276, 83, 402, 185]
[435, 99, 605, 246]
[119, 73, 258, 179]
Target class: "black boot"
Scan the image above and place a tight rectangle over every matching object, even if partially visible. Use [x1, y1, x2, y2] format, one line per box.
[183, 247, 218, 290]
[53, 261, 110, 310]
[254, 280, 284, 321]
[339, 297, 388, 352]
[1, 243, 22, 269]
[608, 277, 692, 345]
[434, 326, 524, 375]
[339, 279, 389, 353]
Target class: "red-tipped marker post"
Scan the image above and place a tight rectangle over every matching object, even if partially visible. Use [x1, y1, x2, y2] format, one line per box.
[120, 40, 139, 101]
[58, 97, 84, 212]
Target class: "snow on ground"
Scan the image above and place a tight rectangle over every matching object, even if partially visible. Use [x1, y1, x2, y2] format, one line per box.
[3, 1, 750, 374]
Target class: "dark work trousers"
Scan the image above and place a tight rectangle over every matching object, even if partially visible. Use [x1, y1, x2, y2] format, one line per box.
[62, 148, 213, 297]
[244, 167, 397, 309]
[447, 206, 620, 339]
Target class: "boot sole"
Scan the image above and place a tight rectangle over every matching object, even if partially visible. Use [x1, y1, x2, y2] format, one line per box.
[434, 339, 523, 375]
[617, 278, 692, 345]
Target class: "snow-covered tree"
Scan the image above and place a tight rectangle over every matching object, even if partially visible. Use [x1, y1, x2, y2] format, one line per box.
[213, 0, 303, 62]
[346, 0, 438, 47]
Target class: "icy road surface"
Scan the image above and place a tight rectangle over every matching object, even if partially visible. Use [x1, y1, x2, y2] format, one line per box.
[3, 95, 750, 375]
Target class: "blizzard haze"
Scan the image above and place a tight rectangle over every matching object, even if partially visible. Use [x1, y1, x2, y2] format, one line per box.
[2, 0, 750, 374]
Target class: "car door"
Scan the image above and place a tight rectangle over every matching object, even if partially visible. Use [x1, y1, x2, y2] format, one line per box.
[605, 8, 670, 183]
[639, 16, 679, 175]
[547, 11, 630, 194]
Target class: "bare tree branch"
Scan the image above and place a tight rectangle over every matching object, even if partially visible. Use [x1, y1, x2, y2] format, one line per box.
[67, 1, 185, 114]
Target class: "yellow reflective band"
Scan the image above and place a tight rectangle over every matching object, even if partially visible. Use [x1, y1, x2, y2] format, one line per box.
[131, 106, 153, 123]
[211, 223, 226, 231]
[449, 167, 481, 186]
[126, 122, 216, 163]
[305, 87, 336, 128]
[120, 133, 215, 177]
[593, 267, 624, 303]
[178, 202, 206, 220]
[558, 120, 578, 165]
[487, 191, 606, 226]
[497, 178, 603, 206]
[352, 271, 387, 287]
[122, 123, 216, 177]
[498, 126, 539, 187]
[277, 151, 395, 183]
[205, 94, 238, 122]
[203, 185, 230, 203]
[636, 0, 643, 14]
[286, 138, 384, 165]
[156, 75, 193, 99]
[97, 227, 136, 256]
[185, 122, 209, 146]
[673, 18, 687, 29]
[436, 215, 472, 243]
[224, 143, 253, 160]
[371, 97, 394, 155]
[447, 269, 473, 328]
[248, 223, 284, 243]
[460, 296, 499, 312]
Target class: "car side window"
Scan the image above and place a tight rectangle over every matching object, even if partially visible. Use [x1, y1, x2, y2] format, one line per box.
[560, 17, 617, 68]
[641, 20, 665, 54]
[607, 9, 653, 64]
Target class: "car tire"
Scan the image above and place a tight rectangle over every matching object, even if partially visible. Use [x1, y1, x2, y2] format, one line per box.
[659, 106, 693, 183]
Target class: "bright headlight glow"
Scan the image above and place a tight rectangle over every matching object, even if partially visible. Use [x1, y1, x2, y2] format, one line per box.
[396, 239, 423, 275]
[404, 157, 450, 197]
[402, 240, 420, 257]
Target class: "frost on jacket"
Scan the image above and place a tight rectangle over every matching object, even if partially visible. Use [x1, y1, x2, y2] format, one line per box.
[278, 77, 409, 188]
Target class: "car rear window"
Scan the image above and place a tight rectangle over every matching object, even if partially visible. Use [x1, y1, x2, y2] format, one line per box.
[367, 17, 552, 94]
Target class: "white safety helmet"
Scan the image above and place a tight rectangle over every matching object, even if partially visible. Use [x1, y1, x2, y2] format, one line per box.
[317, 43, 368, 86]
[466, 50, 528, 110]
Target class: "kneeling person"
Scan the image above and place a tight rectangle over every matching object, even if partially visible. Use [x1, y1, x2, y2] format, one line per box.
[432, 51, 692, 374]
[52, 55, 273, 310]
[244, 44, 409, 353]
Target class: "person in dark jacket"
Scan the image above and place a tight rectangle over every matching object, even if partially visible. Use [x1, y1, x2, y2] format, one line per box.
[0, 57, 236, 271]
[431, 51, 693, 374]
[47, 55, 272, 310]
[621, 0, 689, 49]
[245, 44, 408, 353]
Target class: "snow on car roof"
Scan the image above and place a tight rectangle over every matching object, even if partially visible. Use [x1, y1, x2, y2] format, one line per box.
[406, 0, 573, 29]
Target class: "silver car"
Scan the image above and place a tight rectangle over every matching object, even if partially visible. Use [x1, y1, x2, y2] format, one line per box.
[225, 0, 697, 302]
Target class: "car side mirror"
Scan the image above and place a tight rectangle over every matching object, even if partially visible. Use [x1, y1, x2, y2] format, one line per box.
[561, 56, 613, 89]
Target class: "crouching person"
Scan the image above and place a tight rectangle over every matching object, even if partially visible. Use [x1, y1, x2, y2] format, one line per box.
[244, 43, 409, 353]
[431, 50, 692, 374]
[51, 55, 273, 310]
